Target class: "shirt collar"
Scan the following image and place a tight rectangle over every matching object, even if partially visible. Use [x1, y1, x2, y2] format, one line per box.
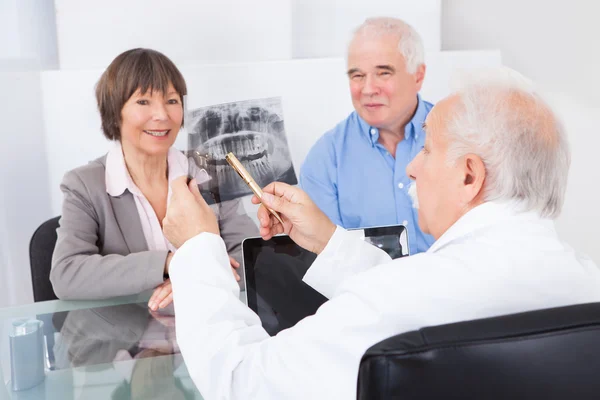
[105, 142, 188, 197]
[409, 93, 428, 141]
[426, 201, 553, 254]
[359, 94, 428, 147]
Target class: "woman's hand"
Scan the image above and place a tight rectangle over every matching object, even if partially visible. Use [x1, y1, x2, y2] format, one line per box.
[148, 279, 173, 311]
[151, 254, 239, 311]
[230, 255, 241, 282]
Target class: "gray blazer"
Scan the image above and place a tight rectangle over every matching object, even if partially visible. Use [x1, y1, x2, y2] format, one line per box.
[51, 155, 258, 300]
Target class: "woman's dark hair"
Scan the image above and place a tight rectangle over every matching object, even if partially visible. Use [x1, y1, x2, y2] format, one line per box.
[95, 48, 187, 141]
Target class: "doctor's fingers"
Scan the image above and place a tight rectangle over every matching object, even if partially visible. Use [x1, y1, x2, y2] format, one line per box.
[262, 182, 310, 204]
[258, 218, 285, 240]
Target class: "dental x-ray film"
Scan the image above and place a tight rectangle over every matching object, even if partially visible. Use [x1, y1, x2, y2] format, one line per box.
[186, 97, 298, 203]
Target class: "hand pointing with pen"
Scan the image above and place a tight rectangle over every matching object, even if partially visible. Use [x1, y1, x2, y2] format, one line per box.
[224, 152, 335, 253]
[251, 182, 336, 255]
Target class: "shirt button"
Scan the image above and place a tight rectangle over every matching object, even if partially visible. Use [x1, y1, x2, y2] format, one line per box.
[370, 128, 377, 135]
[402, 220, 408, 226]
[397, 182, 404, 189]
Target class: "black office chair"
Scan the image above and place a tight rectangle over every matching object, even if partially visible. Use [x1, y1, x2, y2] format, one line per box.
[29, 216, 61, 302]
[28, 216, 63, 369]
[357, 302, 600, 400]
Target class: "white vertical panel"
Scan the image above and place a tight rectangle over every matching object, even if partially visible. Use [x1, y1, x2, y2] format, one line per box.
[0, 0, 58, 307]
[15, 0, 59, 68]
[0, 1, 20, 58]
[292, 0, 441, 58]
[54, 0, 293, 69]
[40, 68, 111, 216]
[0, 62, 52, 307]
[0, 0, 58, 68]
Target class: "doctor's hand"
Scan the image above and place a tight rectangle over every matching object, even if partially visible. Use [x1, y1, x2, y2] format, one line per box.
[163, 176, 219, 249]
[251, 182, 336, 254]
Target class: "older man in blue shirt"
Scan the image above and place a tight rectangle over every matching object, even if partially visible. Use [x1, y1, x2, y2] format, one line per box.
[300, 17, 435, 255]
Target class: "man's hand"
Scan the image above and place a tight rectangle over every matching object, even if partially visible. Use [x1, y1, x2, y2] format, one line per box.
[148, 279, 173, 311]
[163, 177, 219, 248]
[251, 182, 336, 254]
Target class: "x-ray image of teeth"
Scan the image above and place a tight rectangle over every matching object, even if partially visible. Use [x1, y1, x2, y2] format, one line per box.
[186, 97, 298, 202]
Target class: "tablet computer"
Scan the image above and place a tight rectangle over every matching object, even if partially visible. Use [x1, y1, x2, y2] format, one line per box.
[243, 224, 408, 336]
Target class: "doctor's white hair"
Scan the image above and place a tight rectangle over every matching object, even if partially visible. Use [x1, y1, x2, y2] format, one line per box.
[351, 17, 425, 74]
[445, 67, 570, 219]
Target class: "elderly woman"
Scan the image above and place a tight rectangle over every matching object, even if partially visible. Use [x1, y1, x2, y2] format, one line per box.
[50, 48, 257, 310]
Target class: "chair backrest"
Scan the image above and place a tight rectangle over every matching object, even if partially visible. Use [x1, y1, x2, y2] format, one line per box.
[357, 302, 600, 400]
[29, 216, 61, 302]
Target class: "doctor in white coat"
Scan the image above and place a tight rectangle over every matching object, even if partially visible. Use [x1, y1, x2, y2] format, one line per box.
[163, 69, 600, 400]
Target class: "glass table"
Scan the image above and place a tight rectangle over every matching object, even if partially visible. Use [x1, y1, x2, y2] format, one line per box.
[0, 291, 246, 399]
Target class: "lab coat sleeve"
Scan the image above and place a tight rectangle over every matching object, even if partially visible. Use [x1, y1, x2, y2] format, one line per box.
[303, 226, 392, 299]
[169, 232, 398, 400]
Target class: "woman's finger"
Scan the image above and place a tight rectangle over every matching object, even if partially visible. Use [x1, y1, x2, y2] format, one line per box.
[231, 266, 241, 281]
[149, 282, 171, 311]
[229, 256, 240, 268]
[148, 284, 163, 309]
[158, 292, 174, 309]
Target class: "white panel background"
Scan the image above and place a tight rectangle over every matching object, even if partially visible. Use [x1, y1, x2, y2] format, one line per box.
[54, 0, 293, 69]
[42, 50, 501, 216]
[0, 62, 52, 307]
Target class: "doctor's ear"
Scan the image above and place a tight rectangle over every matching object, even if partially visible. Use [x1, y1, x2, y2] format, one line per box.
[461, 154, 485, 201]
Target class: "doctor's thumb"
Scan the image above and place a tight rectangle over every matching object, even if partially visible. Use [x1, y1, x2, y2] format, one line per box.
[188, 179, 205, 203]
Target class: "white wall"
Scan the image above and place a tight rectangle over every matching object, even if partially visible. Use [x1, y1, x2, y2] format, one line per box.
[0, 0, 58, 68]
[292, 0, 441, 58]
[0, 1, 20, 58]
[55, 0, 293, 69]
[442, 0, 600, 262]
[442, 0, 600, 107]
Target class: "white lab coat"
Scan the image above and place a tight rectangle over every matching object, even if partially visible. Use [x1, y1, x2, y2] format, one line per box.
[170, 202, 600, 400]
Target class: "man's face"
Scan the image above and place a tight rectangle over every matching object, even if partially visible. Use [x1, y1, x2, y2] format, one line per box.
[406, 97, 466, 239]
[347, 34, 424, 133]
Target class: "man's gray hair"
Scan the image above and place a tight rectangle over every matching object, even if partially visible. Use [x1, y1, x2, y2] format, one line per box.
[352, 17, 425, 74]
[446, 67, 571, 219]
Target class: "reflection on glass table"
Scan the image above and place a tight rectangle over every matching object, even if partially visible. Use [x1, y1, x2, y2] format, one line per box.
[0, 294, 212, 399]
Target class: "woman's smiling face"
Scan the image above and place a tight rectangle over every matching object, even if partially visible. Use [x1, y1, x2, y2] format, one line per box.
[119, 83, 183, 157]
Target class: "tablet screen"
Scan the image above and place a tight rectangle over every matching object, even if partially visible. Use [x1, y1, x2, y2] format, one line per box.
[243, 224, 408, 336]
[243, 236, 326, 336]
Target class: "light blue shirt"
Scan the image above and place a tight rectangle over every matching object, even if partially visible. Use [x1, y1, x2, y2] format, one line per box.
[299, 95, 435, 255]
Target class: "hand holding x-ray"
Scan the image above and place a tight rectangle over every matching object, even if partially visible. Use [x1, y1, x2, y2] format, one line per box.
[163, 177, 220, 248]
